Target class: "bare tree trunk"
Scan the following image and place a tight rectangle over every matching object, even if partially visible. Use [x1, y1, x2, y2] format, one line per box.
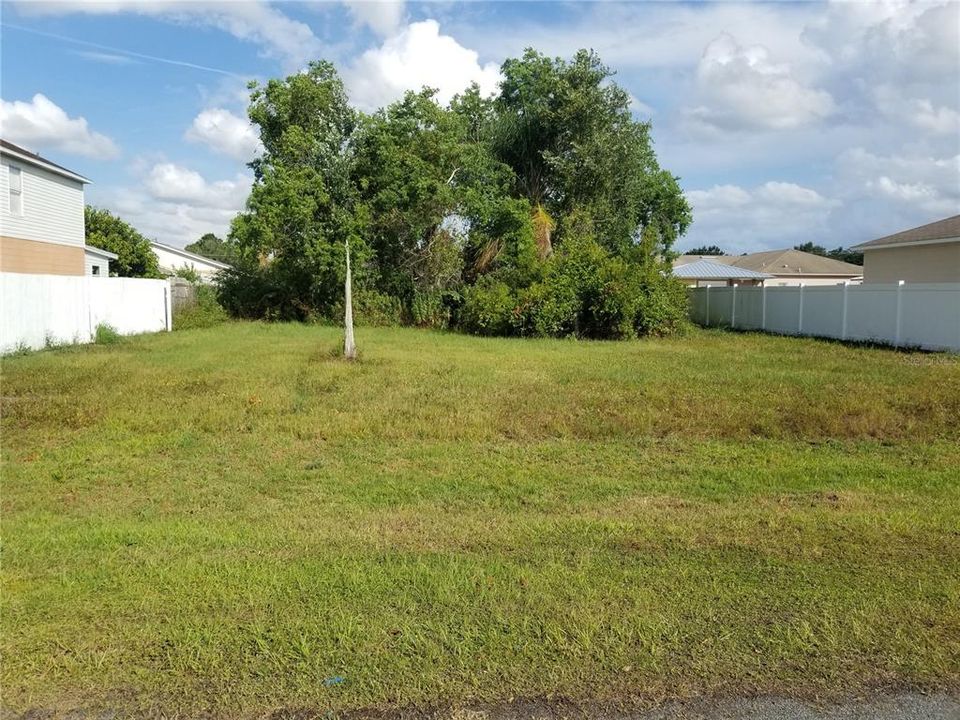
[344, 239, 356, 360]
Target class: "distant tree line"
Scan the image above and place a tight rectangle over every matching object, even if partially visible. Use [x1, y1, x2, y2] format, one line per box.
[793, 242, 863, 266]
[682, 242, 863, 266]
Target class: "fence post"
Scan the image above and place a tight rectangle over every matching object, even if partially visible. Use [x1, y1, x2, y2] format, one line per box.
[761, 283, 767, 331]
[164, 281, 173, 332]
[841, 281, 849, 340]
[705, 285, 710, 327]
[894, 280, 905, 346]
[797, 283, 805, 335]
[731, 283, 737, 327]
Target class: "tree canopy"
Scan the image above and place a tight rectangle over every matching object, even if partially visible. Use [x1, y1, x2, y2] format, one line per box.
[223, 49, 693, 338]
[794, 242, 863, 266]
[185, 233, 237, 265]
[85, 206, 161, 278]
[686, 245, 726, 256]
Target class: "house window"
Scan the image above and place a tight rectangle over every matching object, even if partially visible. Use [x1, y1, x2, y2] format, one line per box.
[8, 165, 23, 215]
[92, 265, 101, 276]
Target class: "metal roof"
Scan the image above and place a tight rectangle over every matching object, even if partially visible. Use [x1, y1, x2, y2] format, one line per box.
[853, 214, 960, 250]
[672, 259, 772, 280]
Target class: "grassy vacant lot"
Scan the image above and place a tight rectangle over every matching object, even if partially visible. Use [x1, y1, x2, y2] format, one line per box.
[3, 323, 959, 716]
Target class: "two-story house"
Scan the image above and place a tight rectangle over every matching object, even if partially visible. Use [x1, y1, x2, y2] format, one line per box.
[0, 139, 115, 276]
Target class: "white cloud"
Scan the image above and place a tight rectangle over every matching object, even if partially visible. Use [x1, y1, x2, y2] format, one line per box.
[345, 20, 501, 110]
[685, 33, 834, 132]
[344, 0, 405, 38]
[18, 1, 322, 69]
[89, 161, 252, 248]
[836, 148, 960, 217]
[144, 162, 251, 210]
[185, 108, 262, 161]
[0, 93, 119, 159]
[683, 181, 837, 253]
[872, 86, 960, 136]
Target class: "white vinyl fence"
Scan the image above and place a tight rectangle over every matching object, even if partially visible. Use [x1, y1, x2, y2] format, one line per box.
[689, 282, 960, 352]
[1, 272, 171, 353]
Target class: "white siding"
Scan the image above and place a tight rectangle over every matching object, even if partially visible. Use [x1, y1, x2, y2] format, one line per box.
[152, 244, 224, 281]
[84, 252, 109, 277]
[0, 159, 85, 247]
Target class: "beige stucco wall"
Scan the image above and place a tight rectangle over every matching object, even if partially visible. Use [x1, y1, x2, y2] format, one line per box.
[764, 275, 860, 287]
[862, 242, 960, 284]
[0, 235, 85, 275]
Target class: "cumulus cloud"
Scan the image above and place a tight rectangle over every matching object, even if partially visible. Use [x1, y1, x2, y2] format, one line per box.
[872, 85, 960, 136]
[345, 20, 501, 110]
[18, 0, 322, 69]
[836, 148, 960, 217]
[683, 181, 837, 253]
[144, 162, 251, 209]
[90, 161, 252, 248]
[685, 33, 834, 132]
[344, 0, 405, 38]
[185, 108, 262, 161]
[0, 93, 119, 159]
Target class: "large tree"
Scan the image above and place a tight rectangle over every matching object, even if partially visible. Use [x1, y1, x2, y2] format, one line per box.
[493, 49, 691, 258]
[228, 61, 365, 318]
[220, 49, 694, 338]
[84, 206, 161, 278]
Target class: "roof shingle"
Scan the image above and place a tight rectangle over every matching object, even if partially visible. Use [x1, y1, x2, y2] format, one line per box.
[853, 215, 960, 249]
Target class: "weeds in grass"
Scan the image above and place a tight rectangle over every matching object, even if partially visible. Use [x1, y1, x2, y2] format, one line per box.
[173, 284, 229, 330]
[2, 324, 958, 716]
[94, 323, 123, 345]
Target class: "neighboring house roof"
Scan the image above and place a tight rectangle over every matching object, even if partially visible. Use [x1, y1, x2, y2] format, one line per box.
[672, 259, 772, 280]
[724, 249, 862, 277]
[84, 245, 118, 260]
[674, 254, 735, 267]
[0, 138, 92, 184]
[852, 214, 960, 250]
[150, 240, 232, 270]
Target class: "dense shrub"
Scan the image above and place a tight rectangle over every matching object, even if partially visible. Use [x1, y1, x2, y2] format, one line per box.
[411, 290, 454, 329]
[94, 323, 123, 345]
[175, 284, 228, 330]
[216, 264, 313, 321]
[459, 277, 518, 337]
[635, 272, 690, 337]
[332, 289, 405, 327]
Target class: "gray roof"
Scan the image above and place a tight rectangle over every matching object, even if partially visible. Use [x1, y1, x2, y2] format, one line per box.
[84, 245, 118, 260]
[672, 259, 772, 280]
[0, 138, 91, 184]
[725, 249, 862, 276]
[853, 214, 960, 250]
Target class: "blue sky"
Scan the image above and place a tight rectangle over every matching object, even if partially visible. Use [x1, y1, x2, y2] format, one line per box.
[2, 0, 958, 252]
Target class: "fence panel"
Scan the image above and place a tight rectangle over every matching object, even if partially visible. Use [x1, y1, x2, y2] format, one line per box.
[802, 286, 845, 338]
[764, 287, 801, 335]
[845, 285, 898, 343]
[899, 284, 960, 350]
[1, 273, 170, 353]
[688, 282, 959, 351]
[707, 287, 734, 326]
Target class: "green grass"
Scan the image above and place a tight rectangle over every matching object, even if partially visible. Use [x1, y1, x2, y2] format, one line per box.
[2, 324, 959, 716]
